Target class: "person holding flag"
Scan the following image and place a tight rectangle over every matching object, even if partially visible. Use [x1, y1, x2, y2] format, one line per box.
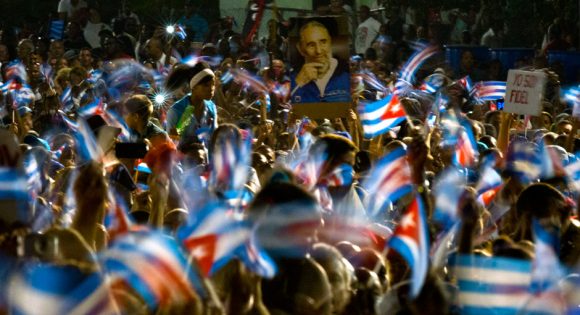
[165, 62, 218, 147]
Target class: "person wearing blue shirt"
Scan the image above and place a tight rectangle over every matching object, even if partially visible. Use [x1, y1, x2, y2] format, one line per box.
[166, 63, 217, 147]
[290, 20, 351, 104]
[177, 2, 209, 42]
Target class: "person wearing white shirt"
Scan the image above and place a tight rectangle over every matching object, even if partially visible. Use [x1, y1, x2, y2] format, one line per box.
[58, 0, 87, 20]
[145, 37, 177, 73]
[83, 8, 111, 49]
[355, 6, 382, 55]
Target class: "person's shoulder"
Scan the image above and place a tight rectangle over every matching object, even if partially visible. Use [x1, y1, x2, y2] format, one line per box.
[147, 120, 166, 136]
[204, 99, 218, 112]
[172, 94, 191, 108]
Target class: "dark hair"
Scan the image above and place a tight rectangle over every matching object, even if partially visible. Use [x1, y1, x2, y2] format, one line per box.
[124, 94, 153, 117]
[165, 62, 211, 91]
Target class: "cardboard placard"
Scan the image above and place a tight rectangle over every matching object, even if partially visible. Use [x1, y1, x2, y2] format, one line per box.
[504, 70, 546, 116]
[288, 15, 352, 118]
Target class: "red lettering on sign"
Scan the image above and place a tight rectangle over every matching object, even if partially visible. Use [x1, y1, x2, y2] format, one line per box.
[509, 90, 528, 104]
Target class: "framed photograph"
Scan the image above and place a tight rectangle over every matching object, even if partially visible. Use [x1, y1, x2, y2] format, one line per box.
[288, 15, 352, 119]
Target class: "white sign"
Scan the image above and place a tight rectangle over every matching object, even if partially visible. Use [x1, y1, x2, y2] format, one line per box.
[504, 70, 546, 116]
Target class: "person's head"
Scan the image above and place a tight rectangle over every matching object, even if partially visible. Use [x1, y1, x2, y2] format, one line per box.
[515, 183, 572, 241]
[179, 142, 208, 169]
[102, 35, 121, 58]
[17, 39, 34, 62]
[145, 37, 164, 60]
[124, 17, 140, 37]
[163, 208, 188, 234]
[65, 21, 82, 39]
[297, 21, 332, 77]
[348, 248, 389, 292]
[541, 111, 553, 130]
[311, 243, 353, 314]
[0, 43, 9, 62]
[484, 110, 502, 133]
[555, 120, 572, 136]
[69, 66, 87, 86]
[18, 106, 34, 132]
[359, 5, 371, 21]
[270, 59, 285, 78]
[462, 29, 472, 44]
[189, 62, 216, 101]
[248, 181, 323, 257]
[312, 134, 358, 178]
[460, 50, 475, 71]
[329, 0, 345, 13]
[49, 40, 65, 60]
[88, 7, 102, 23]
[124, 94, 153, 130]
[78, 47, 93, 69]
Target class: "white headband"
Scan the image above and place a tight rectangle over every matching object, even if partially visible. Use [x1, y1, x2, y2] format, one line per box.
[189, 68, 215, 90]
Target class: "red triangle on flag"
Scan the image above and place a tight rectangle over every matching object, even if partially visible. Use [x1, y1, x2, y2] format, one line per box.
[183, 234, 217, 276]
[394, 199, 420, 240]
[380, 95, 405, 120]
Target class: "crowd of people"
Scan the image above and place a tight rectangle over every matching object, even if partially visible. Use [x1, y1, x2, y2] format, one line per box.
[0, 0, 579, 314]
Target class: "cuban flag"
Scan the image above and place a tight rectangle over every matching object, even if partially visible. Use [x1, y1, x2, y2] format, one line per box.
[252, 201, 323, 258]
[236, 234, 278, 279]
[87, 69, 104, 84]
[388, 195, 430, 298]
[5, 61, 28, 82]
[530, 219, 566, 294]
[104, 191, 140, 241]
[563, 86, 580, 114]
[78, 98, 105, 117]
[230, 68, 269, 94]
[220, 70, 234, 84]
[399, 45, 438, 84]
[505, 140, 541, 184]
[177, 202, 250, 276]
[101, 230, 205, 309]
[7, 264, 118, 315]
[452, 254, 540, 314]
[407, 40, 429, 52]
[473, 81, 507, 101]
[209, 130, 252, 207]
[356, 71, 388, 93]
[362, 147, 414, 218]
[291, 144, 327, 190]
[59, 110, 79, 131]
[393, 78, 413, 95]
[358, 93, 406, 138]
[454, 120, 479, 168]
[432, 168, 466, 230]
[49, 20, 65, 40]
[174, 24, 187, 40]
[23, 154, 42, 199]
[419, 81, 438, 94]
[440, 112, 478, 167]
[75, 118, 104, 162]
[475, 164, 503, 207]
[565, 153, 580, 191]
[60, 86, 74, 112]
[102, 109, 131, 142]
[457, 76, 474, 93]
[318, 163, 354, 187]
[295, 117, 314, 151]
[0, 168, 30, 224]
[537, 142, 565, 180]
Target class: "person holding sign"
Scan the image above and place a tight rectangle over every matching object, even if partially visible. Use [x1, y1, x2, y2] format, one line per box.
[290, 21, 350, 104]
